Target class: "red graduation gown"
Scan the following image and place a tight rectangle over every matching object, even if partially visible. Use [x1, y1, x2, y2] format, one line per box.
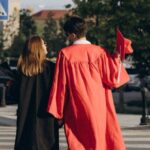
[47, 44, 129, 150]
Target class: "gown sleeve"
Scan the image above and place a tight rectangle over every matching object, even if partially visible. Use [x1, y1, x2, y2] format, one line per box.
[98, 49, 130, 89]
[47, 51, 67, 119]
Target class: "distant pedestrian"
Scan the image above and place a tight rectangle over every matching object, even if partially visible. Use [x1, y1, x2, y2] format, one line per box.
[47, 16, 129, 150]
[14, 36, 59, 150]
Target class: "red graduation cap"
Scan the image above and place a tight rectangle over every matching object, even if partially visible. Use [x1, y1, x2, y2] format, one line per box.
[116, 28, 133, 60]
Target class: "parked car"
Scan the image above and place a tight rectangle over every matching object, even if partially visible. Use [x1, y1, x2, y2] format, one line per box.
[5, 57, 18, 70]
[125, 68, 141, 91]
[0, 62, 16, 104]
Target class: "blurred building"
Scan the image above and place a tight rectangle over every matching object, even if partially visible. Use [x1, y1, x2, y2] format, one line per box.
[32, 9, 70, 34]
[32, 9, 69, 23]
[0, 0, 20, 50]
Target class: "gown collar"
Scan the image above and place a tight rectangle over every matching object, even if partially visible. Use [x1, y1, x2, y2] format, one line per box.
[73, 39, 91, 45]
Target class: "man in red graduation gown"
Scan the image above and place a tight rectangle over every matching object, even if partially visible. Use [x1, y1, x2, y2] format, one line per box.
[47, 16, 132, 150]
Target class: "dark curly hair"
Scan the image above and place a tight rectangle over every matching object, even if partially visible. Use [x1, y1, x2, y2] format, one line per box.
[63, 16, 87, 38]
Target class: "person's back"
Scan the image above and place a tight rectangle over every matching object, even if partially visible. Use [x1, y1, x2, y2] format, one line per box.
[14, 36, 59, 150]
[60, 44, 106, 110]
[47, 16, 129, 150]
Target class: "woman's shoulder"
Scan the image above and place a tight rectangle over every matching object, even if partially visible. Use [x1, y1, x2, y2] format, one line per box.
[45, 59, 55, 70]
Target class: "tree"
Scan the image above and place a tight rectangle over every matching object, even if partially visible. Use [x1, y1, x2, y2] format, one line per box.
[7, 33, 26, 57]
[5, 9, 37, 57]
[43, 13, 66, 57]
[20, 9, 37, 39]
[104, 0, 150, 77]
[0, 9, 37, 58]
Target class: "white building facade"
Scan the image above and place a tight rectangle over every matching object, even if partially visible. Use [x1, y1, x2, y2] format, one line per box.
[0, 0, 20, 50]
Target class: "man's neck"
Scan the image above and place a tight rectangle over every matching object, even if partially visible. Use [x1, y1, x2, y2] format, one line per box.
[73, 37, 91, 45]
[75, 37, 86, 41]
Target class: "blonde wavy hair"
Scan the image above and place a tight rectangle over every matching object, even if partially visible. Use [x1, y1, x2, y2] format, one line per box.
[17, 36, 47, 76]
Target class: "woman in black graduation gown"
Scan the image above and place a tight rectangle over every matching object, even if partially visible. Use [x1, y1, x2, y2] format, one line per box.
[14, 36, 59, 150]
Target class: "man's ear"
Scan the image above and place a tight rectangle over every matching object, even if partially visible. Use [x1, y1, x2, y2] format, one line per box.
[68, 33, 77, 41]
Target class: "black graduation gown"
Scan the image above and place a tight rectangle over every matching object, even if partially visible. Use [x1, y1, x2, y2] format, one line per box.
[14, 60, 59, 150]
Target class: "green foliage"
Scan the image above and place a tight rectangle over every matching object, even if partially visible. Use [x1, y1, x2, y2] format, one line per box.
[4, 9, 37, 57]
[6, 33, 26, 57]
[43, 13, 66, 57]
[6, 9, 36, 57]
[20, 9, 37, 39]
[109, 0, 150, 77]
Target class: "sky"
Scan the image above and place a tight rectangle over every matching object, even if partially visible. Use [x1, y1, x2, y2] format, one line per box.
[20, 0, 74, 12]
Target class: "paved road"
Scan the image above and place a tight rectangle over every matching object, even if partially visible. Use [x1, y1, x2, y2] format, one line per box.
[113, 91, 150, 103]
[1, 95, 150, 150]
[0, 125, 150, 150]
[0, 126, 67, 150]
